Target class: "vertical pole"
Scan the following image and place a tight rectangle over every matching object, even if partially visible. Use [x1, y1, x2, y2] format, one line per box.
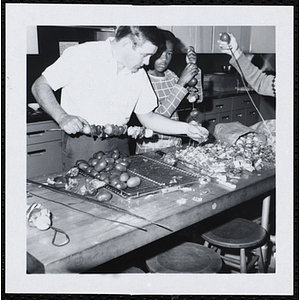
[261, 195, 271, 267]
[240, 248, 247, 273]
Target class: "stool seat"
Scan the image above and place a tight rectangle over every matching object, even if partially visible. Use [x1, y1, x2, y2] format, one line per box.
[201, 218, 267, 249]
[122, 266, 145, 273]
[146, 242, 222, 273]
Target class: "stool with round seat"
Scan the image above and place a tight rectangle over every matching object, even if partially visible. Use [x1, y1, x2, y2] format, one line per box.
[146, 242, 223, 273]
[201, 218, 267, 273]
[122, 266, 145, 273]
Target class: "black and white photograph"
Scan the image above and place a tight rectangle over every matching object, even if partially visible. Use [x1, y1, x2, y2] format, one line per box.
[5, 3, 295, 296]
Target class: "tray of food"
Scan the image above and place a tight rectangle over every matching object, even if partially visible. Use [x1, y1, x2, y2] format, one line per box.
[42, 149, 199, 200]
[105, 154, 200, 198]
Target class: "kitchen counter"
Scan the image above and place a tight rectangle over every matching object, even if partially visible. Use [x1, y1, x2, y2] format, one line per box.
[26, 151, 275, 274]
[203, 89, 255, 100]
[177, 89, 256, 111]
[27, 108, 53, 123]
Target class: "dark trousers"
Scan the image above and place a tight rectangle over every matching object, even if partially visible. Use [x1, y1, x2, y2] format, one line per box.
[62, 133, 130, 171]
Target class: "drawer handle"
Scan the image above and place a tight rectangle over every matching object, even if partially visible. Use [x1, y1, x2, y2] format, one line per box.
[27, 130, 45, 137]
[221, 116, 230, 120]
[208, 118, 216, 123]
[235, 113, 243, 117]
[28, 149, 46, 157]
[249, 111, 256, 115]
[244, 101, 251, 104]
[215, 104, 223, 109]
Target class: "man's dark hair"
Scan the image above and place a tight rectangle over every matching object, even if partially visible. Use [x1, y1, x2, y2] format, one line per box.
[115, 26, 163, 48]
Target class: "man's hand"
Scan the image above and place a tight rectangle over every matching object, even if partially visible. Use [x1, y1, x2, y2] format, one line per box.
[58, 114, 89, 135]
[186, 121, 209, 143]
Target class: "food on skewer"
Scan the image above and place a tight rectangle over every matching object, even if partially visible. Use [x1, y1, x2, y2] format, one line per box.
[81, 123, 154, 140]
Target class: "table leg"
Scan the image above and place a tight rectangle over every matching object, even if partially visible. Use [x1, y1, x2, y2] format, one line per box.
[261, 195, 271, 266]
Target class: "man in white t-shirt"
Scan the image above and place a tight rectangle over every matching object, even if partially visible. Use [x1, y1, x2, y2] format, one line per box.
[32, 26, 208, 170]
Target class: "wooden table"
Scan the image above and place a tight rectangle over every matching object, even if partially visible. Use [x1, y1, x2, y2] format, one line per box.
[27, 154, 275, 274]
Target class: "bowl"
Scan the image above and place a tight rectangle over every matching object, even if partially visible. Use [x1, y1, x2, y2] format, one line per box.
[28, 103, 40, 111]
[222, 65, 236, 74]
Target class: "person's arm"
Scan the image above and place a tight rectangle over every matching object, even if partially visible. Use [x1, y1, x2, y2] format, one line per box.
[218, 34, 275, 97]
[230, 53, 275, 97]
[136, 111, 209, 142]
[31, 75, 89, 134]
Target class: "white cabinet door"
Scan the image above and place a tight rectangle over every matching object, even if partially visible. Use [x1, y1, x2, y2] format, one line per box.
[239, 26, 252, 53]
[212, 26, 228, 53]
[250, 26, 275, 53]
[160, 26, 274, 54]
[195, 26, 213, 53]
[172, 26, 197, 51]
[212, 26, 252, 53]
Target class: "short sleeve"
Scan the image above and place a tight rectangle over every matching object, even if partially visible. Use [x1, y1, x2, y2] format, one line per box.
[134, 70, 158, 115]
[42, 45, 79, 91]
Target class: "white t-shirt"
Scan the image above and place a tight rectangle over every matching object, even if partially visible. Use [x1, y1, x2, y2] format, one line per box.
[42, 38, 158, 125]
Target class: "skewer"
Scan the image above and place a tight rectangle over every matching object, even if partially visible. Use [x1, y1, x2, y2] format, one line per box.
[27, 179, 173, 232]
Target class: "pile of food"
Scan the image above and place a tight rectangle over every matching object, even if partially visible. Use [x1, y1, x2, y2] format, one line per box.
[47, 149, 142, 201]
[175, 132, 275, 182]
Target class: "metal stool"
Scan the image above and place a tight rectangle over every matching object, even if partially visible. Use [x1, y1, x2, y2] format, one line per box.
[201, 218, 267, 273]
[146, 242, 223, 273]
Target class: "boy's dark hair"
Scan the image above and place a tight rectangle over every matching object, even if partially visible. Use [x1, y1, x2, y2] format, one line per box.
[115, 26, 163, 48]
[146, 29, 180, 71]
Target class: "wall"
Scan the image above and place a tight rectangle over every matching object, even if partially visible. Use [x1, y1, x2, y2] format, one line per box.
[27, 26, 39, 54]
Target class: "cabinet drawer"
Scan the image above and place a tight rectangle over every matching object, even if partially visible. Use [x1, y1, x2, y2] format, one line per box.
[208, 97, 232, 114]
[232, 94, 260, 110]
[27, 121, 61, 145]
[204, 113, 219, 134]
[27, 140, 63, 178]
[219, 111, 232, 123]
[232, 109, 246, 124]
[245, 108, 259, 126]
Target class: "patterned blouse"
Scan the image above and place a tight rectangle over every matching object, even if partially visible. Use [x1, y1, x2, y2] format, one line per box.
[136, 69, 203, 153]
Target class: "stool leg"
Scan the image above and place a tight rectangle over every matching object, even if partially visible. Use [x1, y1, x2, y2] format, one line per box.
[240, 248, 247, 273]
[255, 247, 266, 273]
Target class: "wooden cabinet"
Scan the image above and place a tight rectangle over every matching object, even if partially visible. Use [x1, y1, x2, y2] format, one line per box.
[27, 120, 63, 178]
[249, 26, 276, 53]
[165, 26, 274, 54]
[198, 93, 260, 135]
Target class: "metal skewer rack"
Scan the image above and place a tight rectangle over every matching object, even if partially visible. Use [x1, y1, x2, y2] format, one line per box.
[105, 154, 200, 199]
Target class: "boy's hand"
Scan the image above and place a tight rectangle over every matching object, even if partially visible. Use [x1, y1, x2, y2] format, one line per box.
[178, 63, 199, 87]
